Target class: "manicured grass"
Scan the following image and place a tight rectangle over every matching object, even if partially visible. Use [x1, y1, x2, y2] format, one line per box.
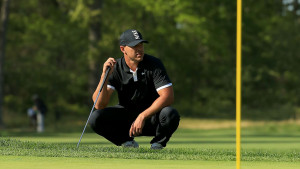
[0, 129, 299, 162]
[1, 156, 300, 169]
[1, 120, 300, 168]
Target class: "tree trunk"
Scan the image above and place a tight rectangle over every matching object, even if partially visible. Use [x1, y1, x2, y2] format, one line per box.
[88, 0, 103, 95]
[0, 0, 10, 128]
[293, 0, 299, 16]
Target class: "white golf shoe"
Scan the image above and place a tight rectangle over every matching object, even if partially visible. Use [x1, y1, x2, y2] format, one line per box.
[121, 140, 139, 148]
[150, 143, 164, 150]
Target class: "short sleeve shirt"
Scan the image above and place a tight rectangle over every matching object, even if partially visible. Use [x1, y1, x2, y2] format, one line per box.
[107, 54, 172, 112]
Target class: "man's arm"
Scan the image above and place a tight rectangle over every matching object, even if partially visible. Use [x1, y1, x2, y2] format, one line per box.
[93, 58, 116, 109]
[92, 75, 114, 109]
[129, 86, 174, 137]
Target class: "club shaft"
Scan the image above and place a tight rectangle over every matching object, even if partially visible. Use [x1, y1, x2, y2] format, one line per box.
[77, 67, 111, 148]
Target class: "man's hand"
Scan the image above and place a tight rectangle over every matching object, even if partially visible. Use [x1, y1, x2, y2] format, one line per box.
[103, 57, 116, 75]
[129, 114, 146, 137]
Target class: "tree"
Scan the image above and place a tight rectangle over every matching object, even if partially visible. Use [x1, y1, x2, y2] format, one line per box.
[242, 0, 300, 119]
[87, 0, 103, 95]
[2, 0, 299, 122]
[0, 0, 10, 128]
[69, 0, 103, 95]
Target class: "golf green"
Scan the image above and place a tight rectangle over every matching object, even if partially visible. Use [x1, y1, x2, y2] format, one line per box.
[1, 122, 299, 169]
[1, 156, 299, 169]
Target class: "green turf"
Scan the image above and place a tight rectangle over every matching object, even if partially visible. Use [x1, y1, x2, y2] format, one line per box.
[1, 156, 300, 169]
[1, 125, 300, 168]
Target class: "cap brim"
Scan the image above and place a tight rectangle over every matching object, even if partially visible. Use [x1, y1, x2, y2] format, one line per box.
[127, 40, 149, 47]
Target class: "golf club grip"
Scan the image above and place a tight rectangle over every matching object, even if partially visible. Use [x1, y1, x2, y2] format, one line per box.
[98, 66, 111, 93]
[91, 66, 111, 110]
[76, 66, 111, 148]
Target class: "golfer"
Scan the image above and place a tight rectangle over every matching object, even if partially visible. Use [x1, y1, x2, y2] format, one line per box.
[89, 29, 180, 149]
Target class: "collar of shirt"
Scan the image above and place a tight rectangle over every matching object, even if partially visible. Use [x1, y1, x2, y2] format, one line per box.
[121, 56, 145, 73]
[130, 68, 138, 82]
[121, 57, 131, 73]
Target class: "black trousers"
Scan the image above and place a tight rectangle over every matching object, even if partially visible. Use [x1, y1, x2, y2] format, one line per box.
[89, 105, 180, 147]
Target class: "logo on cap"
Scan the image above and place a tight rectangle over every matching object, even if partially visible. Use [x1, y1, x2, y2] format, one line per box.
[132, 30, 140, 39]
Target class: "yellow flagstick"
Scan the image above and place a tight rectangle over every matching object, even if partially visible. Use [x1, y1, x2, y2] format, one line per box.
[236, 0, 242, 169]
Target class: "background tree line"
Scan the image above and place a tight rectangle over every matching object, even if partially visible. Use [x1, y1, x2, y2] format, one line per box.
[0, 0, 299, 127]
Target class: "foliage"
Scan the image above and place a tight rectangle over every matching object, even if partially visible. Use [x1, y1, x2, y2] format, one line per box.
[4, 0, 90, 115]
[242, 0, 300, 119]
[1, 0, 300, 121]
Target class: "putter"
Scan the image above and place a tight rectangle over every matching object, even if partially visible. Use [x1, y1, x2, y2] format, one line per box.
[77, 66, 111, 148]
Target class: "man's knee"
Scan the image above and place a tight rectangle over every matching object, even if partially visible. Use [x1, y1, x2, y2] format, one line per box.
[160, 107, 180, 125]
[89, 109, 105, 130]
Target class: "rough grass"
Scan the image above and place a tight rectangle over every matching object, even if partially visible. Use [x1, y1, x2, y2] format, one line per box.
[1, 119, 300, 166]
[0, 138, 235, 161]
[0, 136, 299, 162]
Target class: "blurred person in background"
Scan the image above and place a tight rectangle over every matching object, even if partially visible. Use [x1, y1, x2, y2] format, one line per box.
[32, 94, 47, 133]
[27, 107, 37, 130]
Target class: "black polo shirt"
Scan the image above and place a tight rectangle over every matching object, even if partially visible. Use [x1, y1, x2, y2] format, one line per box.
[107, 54, 172, 113]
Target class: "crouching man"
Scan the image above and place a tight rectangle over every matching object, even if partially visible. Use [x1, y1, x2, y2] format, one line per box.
[89, 29, 180, 149]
